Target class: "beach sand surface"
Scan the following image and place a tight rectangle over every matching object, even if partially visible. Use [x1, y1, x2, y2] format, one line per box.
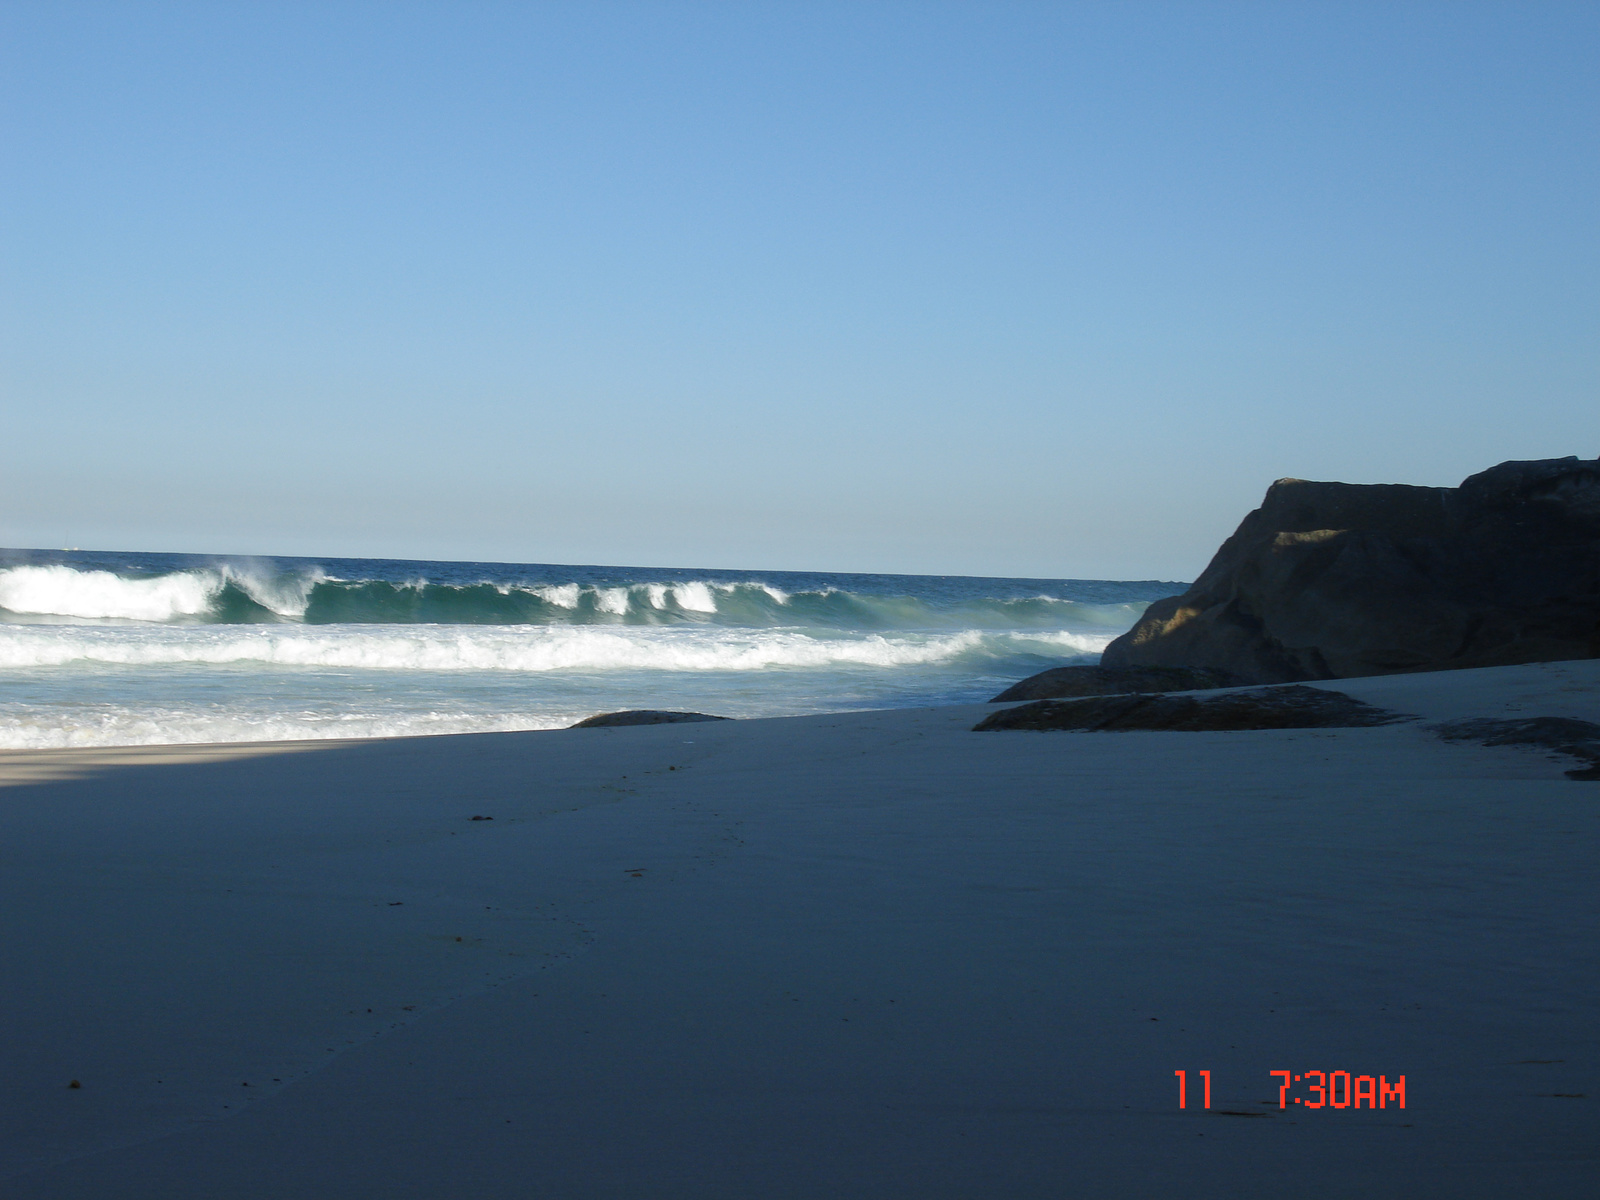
[2, 661, 1597, 1197]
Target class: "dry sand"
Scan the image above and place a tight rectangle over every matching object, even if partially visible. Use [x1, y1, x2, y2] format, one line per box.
[2, 660, 1597, 1198]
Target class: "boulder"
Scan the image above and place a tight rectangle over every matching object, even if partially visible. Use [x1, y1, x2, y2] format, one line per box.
[570, 710, 731, 728]
[989, 664, 1242, 702]
[1101, 456, 1600, 684]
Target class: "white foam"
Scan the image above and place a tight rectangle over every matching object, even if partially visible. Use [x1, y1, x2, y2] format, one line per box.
[533, 584, 581, 609]
[500, 580, 788, 617]
[1003, 630, 1118, 654]
[0, 706, 578, 750]
[0, 565, 219, 621]
[0, 623, 1109, 673]
[671, 582, 717, 613]
[0, 563, 327, 622]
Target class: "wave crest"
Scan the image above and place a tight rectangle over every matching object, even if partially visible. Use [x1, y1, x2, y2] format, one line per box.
[0, 564, 217, 622]
[0, 563, 1147, 632]
[0, 563, 320, 623]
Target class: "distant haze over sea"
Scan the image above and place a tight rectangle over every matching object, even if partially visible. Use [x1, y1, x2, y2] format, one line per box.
[0, 549, 1180, 748]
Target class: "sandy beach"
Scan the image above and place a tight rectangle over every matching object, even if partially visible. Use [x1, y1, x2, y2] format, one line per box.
[2, 660, 1596, 1198]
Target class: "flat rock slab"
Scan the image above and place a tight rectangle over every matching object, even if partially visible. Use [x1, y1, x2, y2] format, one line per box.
[1432, 716, 1600, 780]
[974, 684, 1412, 732]
[569, 710, 731, 728]
[988, 664, 1243, 702]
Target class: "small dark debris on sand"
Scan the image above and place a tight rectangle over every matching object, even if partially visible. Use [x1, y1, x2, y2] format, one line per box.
[974, 685, 1412, 733]
[1431, 716, 1600, 780]
[570, 710, 732, 728]
[989, 665, 1243, 703]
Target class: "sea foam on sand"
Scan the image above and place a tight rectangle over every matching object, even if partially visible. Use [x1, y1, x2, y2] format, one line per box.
[1, 661, 1596, 1198]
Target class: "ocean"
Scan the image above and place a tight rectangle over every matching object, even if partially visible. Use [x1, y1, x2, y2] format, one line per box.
[0, 549, 1181, 748]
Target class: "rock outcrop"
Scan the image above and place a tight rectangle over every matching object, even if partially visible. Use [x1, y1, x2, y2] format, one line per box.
[570, 710, 730, 728]
[1101, 456, 1600, 684]
[974, 686, 1409, 732]
[989, 664, 1242, 702]
[1431, 716, 1600, 781]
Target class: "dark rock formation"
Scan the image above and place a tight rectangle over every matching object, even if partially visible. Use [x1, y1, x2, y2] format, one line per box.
[974, 685, 1410, 732]
[989, 664, 1242, 703]
[1101, 456, 1600, 684]
[570, 710, 731, 728]
[1432, 716, 1600, 780]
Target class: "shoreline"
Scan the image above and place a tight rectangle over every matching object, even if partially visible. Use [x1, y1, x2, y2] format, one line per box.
[6, 651, 1598, 758]
[3, 661, 1596, 1196]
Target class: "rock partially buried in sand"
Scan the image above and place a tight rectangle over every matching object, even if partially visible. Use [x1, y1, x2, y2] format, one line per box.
[974, 685, 1411, 732]
[570, 710, 732, 729]
[1431, 716, 1600, 780]
[1101, 455, 1600, 684]
[989, 665, 1243, 703]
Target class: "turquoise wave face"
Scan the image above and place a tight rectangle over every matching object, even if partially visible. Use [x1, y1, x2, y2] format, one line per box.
[0, 553, 1181, 631]
[291, 579, 1149, 629]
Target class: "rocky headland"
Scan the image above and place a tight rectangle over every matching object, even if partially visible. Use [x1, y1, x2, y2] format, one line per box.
[1100, 455, 1600, 684]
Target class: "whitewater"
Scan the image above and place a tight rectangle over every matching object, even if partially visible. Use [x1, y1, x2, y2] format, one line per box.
[0, 550, 1180, 748]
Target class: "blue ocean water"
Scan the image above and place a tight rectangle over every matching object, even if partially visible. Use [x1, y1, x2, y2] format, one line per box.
[0, 549, 1181, 748]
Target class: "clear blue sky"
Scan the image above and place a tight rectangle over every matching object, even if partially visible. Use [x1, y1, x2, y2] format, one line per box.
[2, 1, 1595, 579]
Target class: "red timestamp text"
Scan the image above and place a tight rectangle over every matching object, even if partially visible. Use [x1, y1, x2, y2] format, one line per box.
[1175, 1070, 1405, 1109]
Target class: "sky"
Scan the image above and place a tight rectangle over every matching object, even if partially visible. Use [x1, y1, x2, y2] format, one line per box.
[1, 1, 1596, 580]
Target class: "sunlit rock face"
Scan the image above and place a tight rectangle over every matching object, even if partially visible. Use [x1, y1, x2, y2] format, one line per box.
[1102, 457, 1600, 684]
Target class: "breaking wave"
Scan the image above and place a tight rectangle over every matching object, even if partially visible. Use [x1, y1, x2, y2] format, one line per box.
[0, 563, 318, 623]
[0, 563, 1143, 631]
